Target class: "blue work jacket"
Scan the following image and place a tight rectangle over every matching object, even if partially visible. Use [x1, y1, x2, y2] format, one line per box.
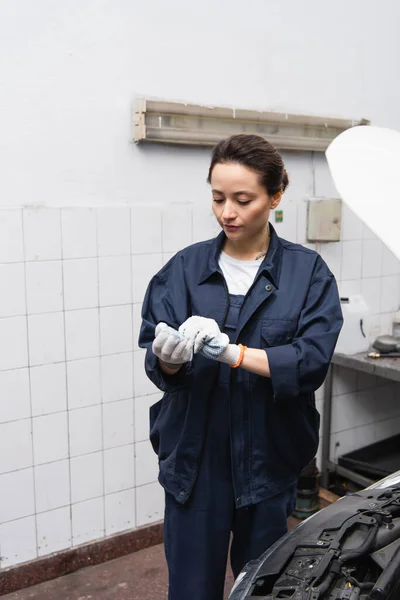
[139, 225, 343, 508]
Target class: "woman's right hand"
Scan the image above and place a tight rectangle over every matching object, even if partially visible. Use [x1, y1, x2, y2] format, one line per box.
[152, 323, 194, 367]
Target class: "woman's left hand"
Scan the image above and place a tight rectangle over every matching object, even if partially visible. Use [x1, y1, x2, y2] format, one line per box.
[179, 316, 271, 374]
[179, 316, 230, 359]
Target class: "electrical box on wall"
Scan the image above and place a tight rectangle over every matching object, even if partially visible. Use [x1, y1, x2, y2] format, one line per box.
[307, 197, 342, 242]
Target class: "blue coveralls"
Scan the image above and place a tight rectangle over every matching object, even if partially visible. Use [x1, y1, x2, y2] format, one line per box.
[139, 225, 343, 600]
[164, 294, 297, 600]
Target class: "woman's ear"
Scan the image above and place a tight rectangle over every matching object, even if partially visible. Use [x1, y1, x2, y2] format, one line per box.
[270, 190, 283, 210]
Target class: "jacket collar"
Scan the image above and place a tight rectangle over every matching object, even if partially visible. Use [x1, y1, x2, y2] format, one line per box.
[198, 223, 283, 289]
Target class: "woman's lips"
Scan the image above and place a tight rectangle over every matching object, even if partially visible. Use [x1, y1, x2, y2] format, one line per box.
[224, 224, 241, 231]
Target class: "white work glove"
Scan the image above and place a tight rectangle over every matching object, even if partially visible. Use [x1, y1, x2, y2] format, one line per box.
[179, 316, 241, 365]
[152, 323, 194, 366]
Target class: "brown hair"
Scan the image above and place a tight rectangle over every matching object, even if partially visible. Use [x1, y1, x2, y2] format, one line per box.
[207, 134, 289, 196]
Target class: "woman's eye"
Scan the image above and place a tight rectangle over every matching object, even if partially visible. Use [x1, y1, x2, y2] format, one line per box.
[213, 198, 224, 204]
[237, 200, 251, 206]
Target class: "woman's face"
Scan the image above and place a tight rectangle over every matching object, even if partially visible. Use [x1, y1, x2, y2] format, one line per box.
[210, 162, 281, 242]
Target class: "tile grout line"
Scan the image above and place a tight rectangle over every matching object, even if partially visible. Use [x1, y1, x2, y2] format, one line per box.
[0, 438, 156, 477]
[0, 393, 144, 426]
[0, 349, 145, 373]
[0, 483, 145, 529]
[0, 249, 165, 268]
[96, 209, 107, 540]
[130, 207, 137, 529]
[21, 207, 39, 562]
[60, 208, 74, 550]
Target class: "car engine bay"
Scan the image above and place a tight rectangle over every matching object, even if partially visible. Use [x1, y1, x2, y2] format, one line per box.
[229, 476, 400, 600]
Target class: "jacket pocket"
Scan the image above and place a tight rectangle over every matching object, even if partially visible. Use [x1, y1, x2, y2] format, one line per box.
[261, 318, 297, 347]
[271, 401, 320, 475]
[149, 398, 163, 454]
[149, 391, 188, 461]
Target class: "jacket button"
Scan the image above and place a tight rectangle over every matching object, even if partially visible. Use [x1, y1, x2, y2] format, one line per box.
[265, 284, 272, 292]
[179, 490, 185, 497]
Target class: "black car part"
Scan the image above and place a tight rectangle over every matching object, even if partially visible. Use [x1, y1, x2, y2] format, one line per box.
[229, 480, 400, 600]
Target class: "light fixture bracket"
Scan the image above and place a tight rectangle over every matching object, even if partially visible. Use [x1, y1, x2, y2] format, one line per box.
[134, 98, 369, 152]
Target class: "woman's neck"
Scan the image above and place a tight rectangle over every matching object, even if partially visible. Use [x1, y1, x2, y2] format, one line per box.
[223, 225, 270, 261]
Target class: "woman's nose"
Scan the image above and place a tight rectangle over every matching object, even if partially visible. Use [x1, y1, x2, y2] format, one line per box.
[222, 201, 237, 220]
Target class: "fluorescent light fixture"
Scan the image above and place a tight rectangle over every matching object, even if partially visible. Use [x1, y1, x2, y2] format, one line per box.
[134, 99, 369, 152]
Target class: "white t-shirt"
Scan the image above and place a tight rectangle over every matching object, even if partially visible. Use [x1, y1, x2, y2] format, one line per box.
[218, 251, 261, 295]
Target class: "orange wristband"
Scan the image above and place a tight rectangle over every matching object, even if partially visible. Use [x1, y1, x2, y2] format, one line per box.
[230, 344, 247, 369]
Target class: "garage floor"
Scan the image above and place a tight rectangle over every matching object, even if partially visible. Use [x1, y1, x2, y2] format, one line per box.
[1, 517, 300, 600]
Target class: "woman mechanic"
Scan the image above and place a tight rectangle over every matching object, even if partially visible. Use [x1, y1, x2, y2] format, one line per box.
[139, 134, 343, 600]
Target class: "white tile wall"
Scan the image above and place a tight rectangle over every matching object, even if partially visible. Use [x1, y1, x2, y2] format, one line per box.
[134, 350, 159, 397]
[0, 468, 35, 523]
[0, 516, 37, 568]
[297, 166, 400, 474]
[134, 394, 162, 442]
[361, 278, 381, 314]
[97, 208, 131, 257]
[37, 507, 72, 556]
[136, 482, 164, 527]
[338, 279, 361, 298]
[0, 210, 24, 263]
[320, 243, 342, 281]
[273, 198, 298, 241]
[296, 199, 309, 245]
[28, 312, 65, 366]
[0, 191, 399, 569]
[72, 497, 104, 546]
[63, 258, 98, 310]
[366, 314, 381, 345]
[70, 452, 103, 504]
[34, 460, 70, 513]
[0, 419, 33, 474]
[0, 368, 30, 423]
[340, 204, 363, 241]
[382, 246, 400, 276]
[0, 263, 26, 317]
[356, 370, 376, 391]
[375, 415, 400, 441]
[65, 308, 100, 361]
[67, 357, 101, 409]
[101, 353, 133, 403]
[131, 205, 162, 254]
[33, 412, 69, 465]
[162, 204, 192, 253]
[26, 261, 63, 314]
[341, 241, 362, 280]
[331, 392, 361, 434]
[105, 489, 136, 535]
[381, 276, 400, 312]
[104, 445, 135, 494]
[380, 313, 394, 337]
[24, 209, 62, 262]
[61, 208, 97, 259]
[131, 254, 163, 304]
[135, 439, 159, 487]
[69, 405, 103, 457]
[99, 256, 131, 306]
[363, 224, 377, 240]
[362, 239, 383, 279]
[30, 362, 67, 416]
[103, 399, 134, 449]
[328, 366, 400, 472]
[192, 205, 220, 245]
[332, 366, 357, 396]
[133, 303, 143, 352]
[100, 305, 132, 355]
[0, 316, 29, 370]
